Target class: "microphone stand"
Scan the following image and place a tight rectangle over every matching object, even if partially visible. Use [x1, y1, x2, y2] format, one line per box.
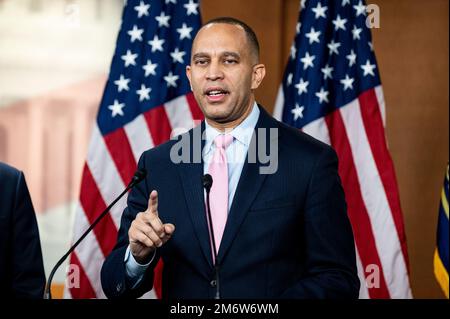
[202, 174, 220, 299]
[43, 169, 147, 299]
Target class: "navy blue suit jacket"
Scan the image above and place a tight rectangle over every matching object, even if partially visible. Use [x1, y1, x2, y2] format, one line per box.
[101, 106, 359, 299]
[0, 162, 45, 298]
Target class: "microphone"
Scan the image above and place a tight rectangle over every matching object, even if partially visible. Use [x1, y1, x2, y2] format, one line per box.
[202, 174, 220, 299]
[43, 169, 147, 299]
[130, 169, 147, 187]
[202, 173, 212, 192]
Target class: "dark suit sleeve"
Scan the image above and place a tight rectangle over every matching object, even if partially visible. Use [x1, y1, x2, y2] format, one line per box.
[101, 153, 160, 299]
[280, 147, 360, 299]
[11, 172, 46, 298]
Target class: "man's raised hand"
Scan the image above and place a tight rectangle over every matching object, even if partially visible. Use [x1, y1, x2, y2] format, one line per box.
[128, 190, 175, 264]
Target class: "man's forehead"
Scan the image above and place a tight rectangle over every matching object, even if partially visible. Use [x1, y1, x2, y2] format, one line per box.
[193, 51, 241, 59]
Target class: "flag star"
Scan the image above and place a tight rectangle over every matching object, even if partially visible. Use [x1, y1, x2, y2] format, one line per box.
[328, 40, 341, 55]
[290, 43, 297, 59]
[321, 64, 334, 80]
[352, 25, 363, 40]
[360, 59, 376, 76]
[294, 78, 309, 95]
[184, 0, 199, 16]
[108, 100, 125, 117]
[300, 0, 306, 9]
[300, 52, 315, 70]
[134, 1, 150, 18]
[136, 84, 151, 102]
[155, 11, 171, 27]
[332, 14, 347, 31]
[170, 48, 186, 64]
[296, 22, 301, 34]
[346, 49, 357, 67]
[127, 25, 144, 42]
[368, 41, 374, 51]
[177, 23, 193, 40]
[340, 74, 355, 91]
[312, 2, 327, 19]
[114, 75, 130, 92]
[164, 71, 179, 87]
[165, 0, 177, 4]
[121, 50, 138, 67]
[287, 73, 293, 86]
[142, 60, 157, 76]
[342, 0, 351, 6]
[291, 104, 305, 121]
[305, 27, 321, 44]
[354, 0, 367, 16]
[148, 35, 165, 52]
[315, 88, 329, 104]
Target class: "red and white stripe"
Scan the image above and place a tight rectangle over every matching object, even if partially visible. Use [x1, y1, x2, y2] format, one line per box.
[64, 93, 203, 298]
[274, 85, 412, 298]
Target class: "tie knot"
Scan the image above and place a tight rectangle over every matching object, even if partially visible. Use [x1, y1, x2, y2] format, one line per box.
[214, 134, 233, 149]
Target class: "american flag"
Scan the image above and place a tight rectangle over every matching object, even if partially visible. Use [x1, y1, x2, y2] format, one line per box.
[274, 0, 412, 298]
[64, 0, 203, 298]
[434, 164, 449, 298]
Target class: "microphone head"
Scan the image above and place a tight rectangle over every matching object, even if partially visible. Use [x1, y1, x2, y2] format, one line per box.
[202, 174, 213, 191]
[130, 169, 147, 186]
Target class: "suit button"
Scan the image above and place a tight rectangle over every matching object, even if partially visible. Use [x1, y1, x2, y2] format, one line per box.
[210, 280, 217, 288]
[116, 283, 122, 292]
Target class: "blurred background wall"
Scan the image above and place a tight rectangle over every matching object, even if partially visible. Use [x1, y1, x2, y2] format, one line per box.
[0, 0, 448, 298]
[0, 0, 123, 294]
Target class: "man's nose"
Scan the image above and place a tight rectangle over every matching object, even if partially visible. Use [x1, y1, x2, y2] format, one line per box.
[206, 62, 224, 81]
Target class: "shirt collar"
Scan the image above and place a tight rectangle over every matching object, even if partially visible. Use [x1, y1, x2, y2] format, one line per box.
[203, 102, 260, 155]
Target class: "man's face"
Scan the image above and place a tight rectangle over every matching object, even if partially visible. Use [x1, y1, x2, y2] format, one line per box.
[186, 23, 265, 127]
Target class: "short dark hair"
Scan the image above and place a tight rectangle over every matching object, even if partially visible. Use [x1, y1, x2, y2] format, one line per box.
[202, 17, 260, 61]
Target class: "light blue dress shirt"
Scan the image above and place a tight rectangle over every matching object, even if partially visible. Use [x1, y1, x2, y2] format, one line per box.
[124, 102, 260, 287]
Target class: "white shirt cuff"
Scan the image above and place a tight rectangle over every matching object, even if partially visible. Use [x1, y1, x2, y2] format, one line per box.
[124, 245, 155, 288]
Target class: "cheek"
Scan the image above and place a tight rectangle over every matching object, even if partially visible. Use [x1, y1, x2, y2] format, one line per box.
[188, 71, 203, 86]
[233, 73, 253, 94]
[192, 81, 204, 96]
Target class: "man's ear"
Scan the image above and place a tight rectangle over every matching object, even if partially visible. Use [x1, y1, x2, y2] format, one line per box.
[186, 65, 193, 90]
[251, 64, 266, 90]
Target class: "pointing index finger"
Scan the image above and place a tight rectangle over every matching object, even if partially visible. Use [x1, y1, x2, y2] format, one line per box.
[148, 190, 158, 216]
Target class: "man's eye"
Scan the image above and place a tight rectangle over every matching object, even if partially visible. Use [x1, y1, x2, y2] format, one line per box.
[195, 60, 208, 65]
[224, 59, 237, 64]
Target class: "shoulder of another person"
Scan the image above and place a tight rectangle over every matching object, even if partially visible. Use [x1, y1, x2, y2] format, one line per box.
[0, 162, 22, 185]
[0, 163, 25, 220]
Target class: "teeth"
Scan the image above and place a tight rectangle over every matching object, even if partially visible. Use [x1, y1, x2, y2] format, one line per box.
[207, 90, 226, 96]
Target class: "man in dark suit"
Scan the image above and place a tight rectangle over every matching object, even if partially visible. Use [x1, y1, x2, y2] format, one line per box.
[101, 17, 360, 299]
[0, 162, 46, 298]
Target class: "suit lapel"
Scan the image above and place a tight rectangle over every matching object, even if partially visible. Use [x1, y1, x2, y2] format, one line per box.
[177, 123, 214, 268]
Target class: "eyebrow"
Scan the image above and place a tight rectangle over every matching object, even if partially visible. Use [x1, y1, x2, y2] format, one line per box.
[192, 51, 241, 60]
[222, 52, 241, 59]
[192, 53, 209, 60]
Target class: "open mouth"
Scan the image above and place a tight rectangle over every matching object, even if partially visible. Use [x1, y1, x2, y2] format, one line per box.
[204, 88, 230, 97]
[204, 87, 230, 103]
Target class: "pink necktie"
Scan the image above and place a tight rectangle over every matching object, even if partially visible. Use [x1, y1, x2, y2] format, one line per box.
[207, 134, 233, 257]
